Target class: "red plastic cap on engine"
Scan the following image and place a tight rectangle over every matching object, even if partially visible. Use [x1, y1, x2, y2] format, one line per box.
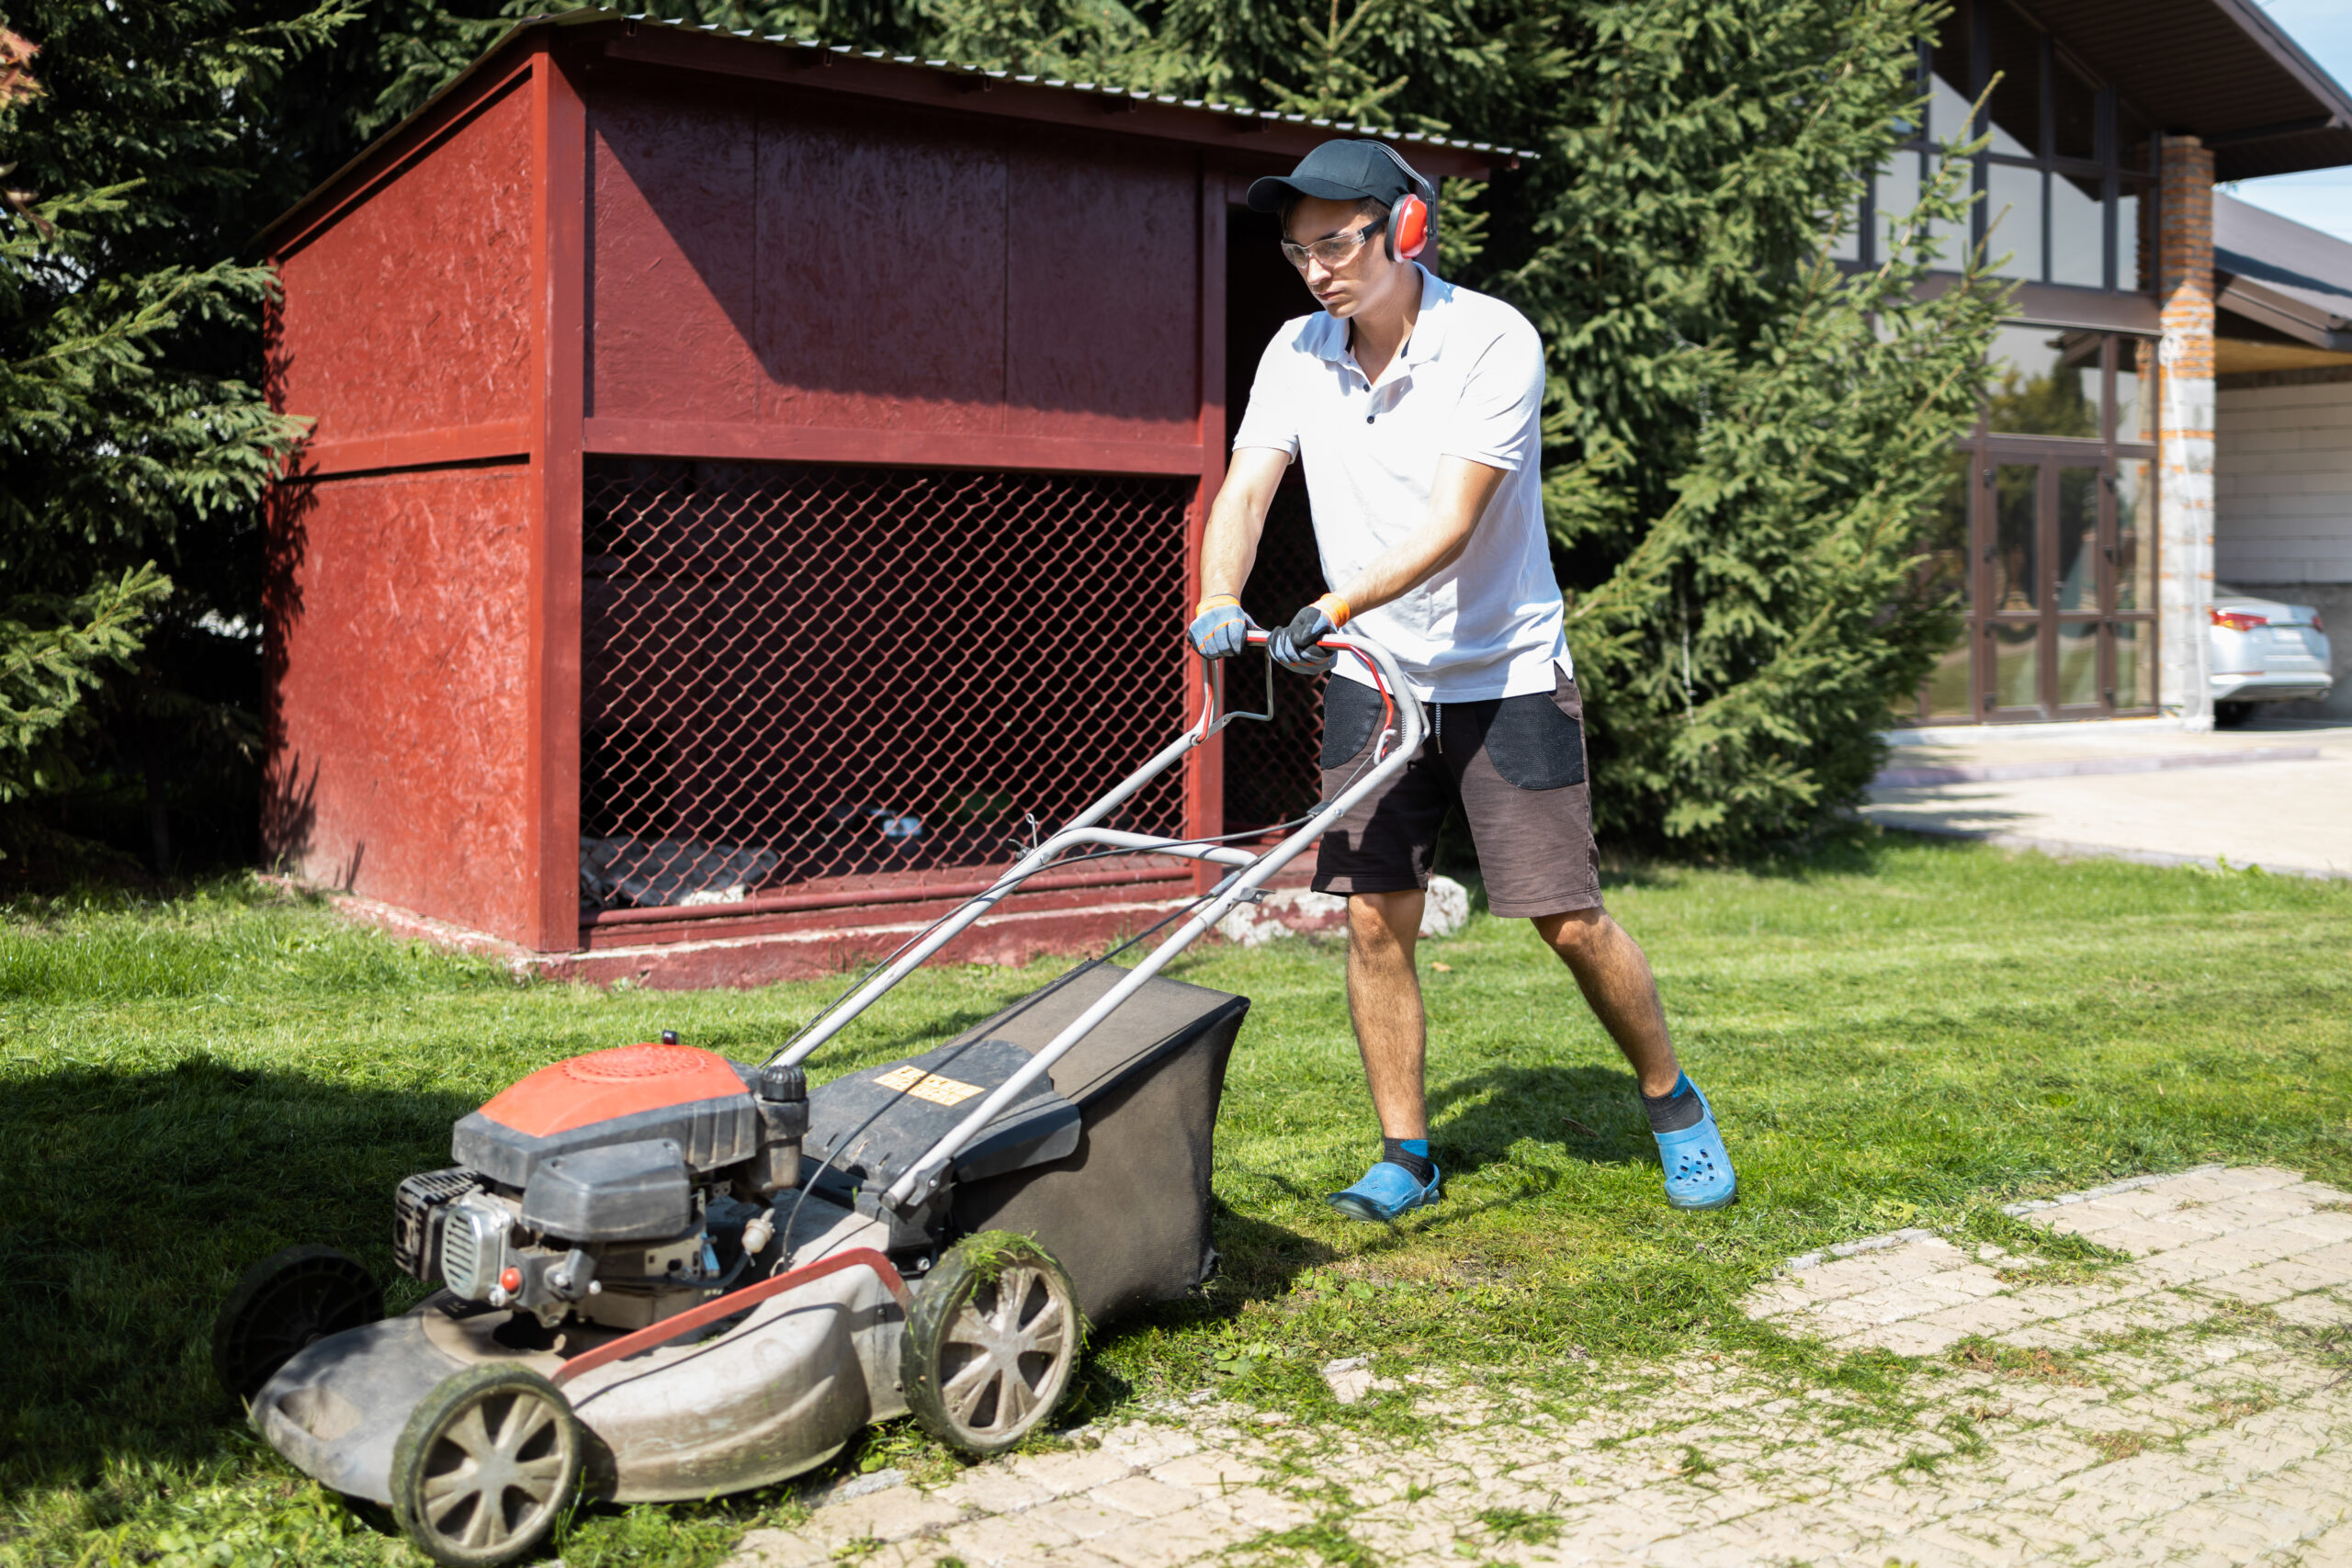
[477, 1043, 751, 1137]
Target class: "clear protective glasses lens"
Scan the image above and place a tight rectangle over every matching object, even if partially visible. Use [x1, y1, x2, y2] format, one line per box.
[1281, 219, 1381, 270]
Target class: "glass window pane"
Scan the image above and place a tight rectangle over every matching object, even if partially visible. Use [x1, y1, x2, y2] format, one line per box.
[1928, 158, 1973, 267]
[1992, 621, 2040, 709]
[1985, 163, 2044, 281]
[2116, 338, 2156, 444]
[1920, 451, 1973, 720]
[1877, 152, 1924, 261]
[2112, 620, 2154, 708]
[2114, 459, 2156, 612]
[2118, 181, 2148, 292]
[1987, 323, 2099, 437]
[1984, 2, 2041, 157]
[2051, 168, 2103, 287]
[1921, 449, 1972, 601]
[1994, 463, 2039, 612]
[1927, 633, 1975, 718]
[2057, 621, 2099, 706]
[1929, 0, 1973, 142]
[2052, 54, 2098, 161]
[1828, 195, 1861, 261]
[2056, 466, 2099, 611]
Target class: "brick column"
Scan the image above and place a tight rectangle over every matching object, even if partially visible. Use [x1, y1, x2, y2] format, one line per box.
[2156, 136, 2216, 728]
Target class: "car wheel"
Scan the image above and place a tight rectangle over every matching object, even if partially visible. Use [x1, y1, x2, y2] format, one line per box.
[902, 1233, 1083, 1455]
[390, 1364, 582, 1568]
[211, 1245, 384, 1402]
[2214, 700, 2254, 728]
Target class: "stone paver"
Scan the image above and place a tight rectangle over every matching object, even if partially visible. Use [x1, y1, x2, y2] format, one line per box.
[719, 1166, 2352, 1568]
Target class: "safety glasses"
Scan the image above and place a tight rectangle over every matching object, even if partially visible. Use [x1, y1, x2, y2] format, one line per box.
[1281, 218, 1383, 271]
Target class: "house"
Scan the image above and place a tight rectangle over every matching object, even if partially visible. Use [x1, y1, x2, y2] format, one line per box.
[2210, 190, 2352, 718]
[1862, 0, 2352, 727]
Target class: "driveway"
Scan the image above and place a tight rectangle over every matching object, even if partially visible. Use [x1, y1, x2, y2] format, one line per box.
[1863, 718, 2352, 879]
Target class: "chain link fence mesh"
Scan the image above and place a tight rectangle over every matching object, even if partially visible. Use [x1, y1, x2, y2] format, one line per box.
[1224, 480, 1329, 836]
[580, 459, 1195, 910]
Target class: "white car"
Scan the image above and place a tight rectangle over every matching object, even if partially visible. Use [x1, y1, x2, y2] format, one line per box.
[2210, 589, 2333, 726]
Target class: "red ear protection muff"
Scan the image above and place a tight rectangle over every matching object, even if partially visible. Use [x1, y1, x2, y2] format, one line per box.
[1367, 141, 1437, 261]
[1387, 193, 1430, 260]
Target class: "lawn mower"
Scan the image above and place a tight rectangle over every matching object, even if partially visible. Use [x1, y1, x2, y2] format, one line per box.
[213, 632, 1421, 1568]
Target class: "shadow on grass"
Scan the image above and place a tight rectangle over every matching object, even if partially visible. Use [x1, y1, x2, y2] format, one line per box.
[1596, 817, 1995, 889]
[0, 1055, 475, 1495]
[1430, 1063, 1657, 1179]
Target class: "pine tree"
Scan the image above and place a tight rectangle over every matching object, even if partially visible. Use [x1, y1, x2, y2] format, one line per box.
[1154, 0, 2005, 849]
[0, 1, 352, 862]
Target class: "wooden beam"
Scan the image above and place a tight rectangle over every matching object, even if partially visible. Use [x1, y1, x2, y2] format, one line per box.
[582, 417, 1205, 475]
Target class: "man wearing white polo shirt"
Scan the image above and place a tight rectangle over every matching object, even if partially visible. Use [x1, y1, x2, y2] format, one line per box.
[1189, 140, 1738, 1221]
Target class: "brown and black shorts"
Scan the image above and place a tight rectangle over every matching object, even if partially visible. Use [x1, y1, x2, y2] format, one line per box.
[1309, 666, 1601, 919]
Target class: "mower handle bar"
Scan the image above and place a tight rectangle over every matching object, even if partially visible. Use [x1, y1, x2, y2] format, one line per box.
[767, 632, 1424, 1214]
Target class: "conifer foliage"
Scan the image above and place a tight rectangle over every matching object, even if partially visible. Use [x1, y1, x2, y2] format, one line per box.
[0, 1, 347, 840]
[0, 0, 2002, 857]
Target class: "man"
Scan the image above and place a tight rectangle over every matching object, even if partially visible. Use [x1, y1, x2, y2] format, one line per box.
[1190, 139, 1736, 1222]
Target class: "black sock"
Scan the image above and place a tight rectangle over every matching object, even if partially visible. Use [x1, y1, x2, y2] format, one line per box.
[1642, 1075, 1703, 1134]
[1382, 1136, 1436, 1184]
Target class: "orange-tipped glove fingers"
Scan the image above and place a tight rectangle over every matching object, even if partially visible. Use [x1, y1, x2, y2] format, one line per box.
[1270, 592, 1348, 674]
[1188, 593, 1257, 660]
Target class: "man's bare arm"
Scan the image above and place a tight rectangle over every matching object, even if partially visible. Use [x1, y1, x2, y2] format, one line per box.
[1333, 455, 1508, 616]
[1199, 446, 1294, 603]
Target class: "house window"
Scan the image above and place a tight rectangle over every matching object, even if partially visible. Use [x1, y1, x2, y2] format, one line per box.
[1842, 0, 2156, 293]
[1895, 326, 2162, 724]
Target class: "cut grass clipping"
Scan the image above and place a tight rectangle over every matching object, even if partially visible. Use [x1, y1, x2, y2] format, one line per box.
[3, 837, 2348, 1565]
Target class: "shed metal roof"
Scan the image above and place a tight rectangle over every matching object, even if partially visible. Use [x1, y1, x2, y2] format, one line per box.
[585, 8, 1540, 163]
[258, 6, 1532, 252]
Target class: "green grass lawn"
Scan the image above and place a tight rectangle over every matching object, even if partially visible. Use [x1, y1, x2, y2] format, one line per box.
[3, 837, 2348, 1566]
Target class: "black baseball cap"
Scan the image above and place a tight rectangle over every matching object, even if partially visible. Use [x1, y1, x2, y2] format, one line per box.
[1246, 139, 1423, 214]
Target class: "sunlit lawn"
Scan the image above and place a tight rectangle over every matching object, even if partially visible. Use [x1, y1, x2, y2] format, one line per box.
[3, 836, 2347, 1565]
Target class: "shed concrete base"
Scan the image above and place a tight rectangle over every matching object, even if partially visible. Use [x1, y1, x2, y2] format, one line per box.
[275, 870, 1322, 989]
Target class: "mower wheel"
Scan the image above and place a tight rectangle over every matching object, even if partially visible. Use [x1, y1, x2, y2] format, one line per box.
[903, 1234, 1082, 1455]
[210, 1245, 385, 1402]
[390, 1364, 583, 1568]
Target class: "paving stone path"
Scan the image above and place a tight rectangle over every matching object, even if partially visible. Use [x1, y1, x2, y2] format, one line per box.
[720, 1167, 2352, 1568]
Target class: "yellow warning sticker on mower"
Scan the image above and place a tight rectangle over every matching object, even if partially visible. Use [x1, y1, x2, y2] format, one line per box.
[873, 1065, 985, 1106]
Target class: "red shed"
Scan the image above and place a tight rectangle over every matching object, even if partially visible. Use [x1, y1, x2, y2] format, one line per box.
[259, 9, 1510, 985]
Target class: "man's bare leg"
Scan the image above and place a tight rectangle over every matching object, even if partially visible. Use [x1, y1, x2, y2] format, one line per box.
[1346, 889, 1428, 1138]
[1532, 907, 1681, 1097]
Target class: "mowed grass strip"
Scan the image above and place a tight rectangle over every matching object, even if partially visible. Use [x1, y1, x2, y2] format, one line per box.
[2, 837, 2346, 1566]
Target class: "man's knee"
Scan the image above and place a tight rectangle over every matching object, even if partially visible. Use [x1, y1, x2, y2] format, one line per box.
[1533, 903, 1611, 960]
[1348, 890, 1421, 956]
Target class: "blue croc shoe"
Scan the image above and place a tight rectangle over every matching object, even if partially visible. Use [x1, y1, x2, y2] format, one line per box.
[1327, 1159, 1443, 1224]
[1654, 1077, 1738, 1211]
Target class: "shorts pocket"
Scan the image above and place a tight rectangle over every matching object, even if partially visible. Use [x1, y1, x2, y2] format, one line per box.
[1320, 677, 1384, 769]
[1485, 691, 1586, 790]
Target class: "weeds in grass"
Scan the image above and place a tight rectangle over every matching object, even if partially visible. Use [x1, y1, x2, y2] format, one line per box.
[1234, 1515, 1378, 1567]
[1949, 1337, 2092, 1385]
[2196, 1394, 2276, 1423]
[1475, 1506, 1563, 1543]
[2083, 1431, 2149, 1463]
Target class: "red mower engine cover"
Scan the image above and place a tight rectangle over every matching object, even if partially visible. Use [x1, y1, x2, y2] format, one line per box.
[451, 1043, 762, 1189]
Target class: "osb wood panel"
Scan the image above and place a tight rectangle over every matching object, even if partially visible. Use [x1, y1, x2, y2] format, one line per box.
[266, 468, 537, 942]
[271, 83, 536, 446]
[585, 81, 1200, 444]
